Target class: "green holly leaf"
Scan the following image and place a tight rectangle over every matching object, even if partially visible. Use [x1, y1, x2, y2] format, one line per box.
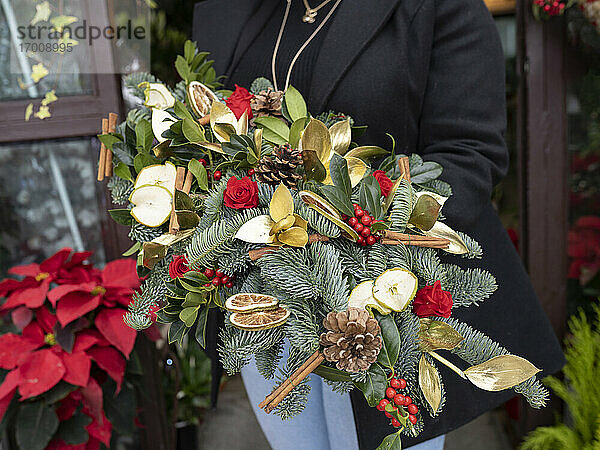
[359, 176, 383, 219]
[329, 153, 352, 198]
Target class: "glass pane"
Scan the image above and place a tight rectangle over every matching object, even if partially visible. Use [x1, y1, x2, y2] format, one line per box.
[567, 72, 600, 317]
[0, 1, 94, 101]
[0, 139, 105, 274]
[493, 15, 521, 250]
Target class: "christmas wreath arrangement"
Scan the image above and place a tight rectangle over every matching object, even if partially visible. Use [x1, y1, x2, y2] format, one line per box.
[99, 41, 549, 448]
[0, 249, 142, 450]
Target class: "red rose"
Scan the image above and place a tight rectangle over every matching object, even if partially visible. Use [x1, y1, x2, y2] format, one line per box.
[225, 85, 254, 120]
[224, 176, 259, 209]
[373, 170, 394, 197]
[412, 280, 453, 318]
[169, 255, 190, 279]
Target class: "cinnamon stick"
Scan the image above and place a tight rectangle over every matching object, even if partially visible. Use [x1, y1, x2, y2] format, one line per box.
[259, 350, 321, 409]
[175, 167, 186, 190]
[399, 156, 411, 182]
[248, 234, 330, 261]
[264, 353, 325, 413]
[105, 113, 118, 177]
[382, 230, 450, 248]
[198, 114, 210, 126]
[97, 118, 109, 181]
[183, 170, 194, 194]
[169, 168, 187, 234]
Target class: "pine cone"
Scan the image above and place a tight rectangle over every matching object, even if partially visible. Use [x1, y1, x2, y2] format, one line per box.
[255, 144, 303, 188]
[320, 307, 383, 373]
[251, 88, 284, 118]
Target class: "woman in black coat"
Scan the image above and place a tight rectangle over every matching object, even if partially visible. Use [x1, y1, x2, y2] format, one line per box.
[192, 0, 565, 448]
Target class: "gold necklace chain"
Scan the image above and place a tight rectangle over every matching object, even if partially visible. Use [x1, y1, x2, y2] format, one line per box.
[271, 0, 343, 91]
[301, 0, 334, 23]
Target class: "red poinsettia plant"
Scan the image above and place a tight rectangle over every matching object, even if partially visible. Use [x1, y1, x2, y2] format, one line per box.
[0, 249, 143, 450]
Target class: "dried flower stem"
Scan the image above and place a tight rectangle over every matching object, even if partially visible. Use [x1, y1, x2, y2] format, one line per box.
[428, 351, 467, 379]
[248, 234, 330, 261]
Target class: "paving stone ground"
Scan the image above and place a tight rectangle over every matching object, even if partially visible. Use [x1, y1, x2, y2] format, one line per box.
[198, 375, 512, 450]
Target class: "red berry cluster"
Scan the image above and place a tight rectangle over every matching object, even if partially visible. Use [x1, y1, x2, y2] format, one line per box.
[534, 0, 566, 16]
[342, 203, 382, 246]
[197, 158, 222, 181]
[376, 377, 419, 428]
[202, 268, 235, 288]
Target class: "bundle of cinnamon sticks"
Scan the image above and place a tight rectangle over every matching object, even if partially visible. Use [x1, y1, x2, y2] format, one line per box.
[97, 113, 118, 181]
[259, 350, 325, 413]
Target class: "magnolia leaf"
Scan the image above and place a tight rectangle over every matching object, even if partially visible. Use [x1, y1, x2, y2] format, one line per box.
[376, 432, 403, 450]
[151, 229, 195, 247]
[346, 145, 389, 161]
[299, 118, 332, 164]
[329, 119, 352, 155]
[302, 149, 327, 182]
[408, 194, 442, 231]
[416, 190, 448, 208]
[271, 214, 295, 236]
[419, 318, 463, 352]
[235, 215, 273, 244]
[278, 226, 309, 247]
[464, 355, 541, 392]
[270, 184, 294, 222]
[284, 85, 308, 122]
[419, 355, 442, 413]
[175, 211, 200, 229]
[375, 312, 400, 368]
[254, 116, 290, 145]
[142, 242, 168, 269]
[253, 128, 263, 156]
[423, 221, 468, 255]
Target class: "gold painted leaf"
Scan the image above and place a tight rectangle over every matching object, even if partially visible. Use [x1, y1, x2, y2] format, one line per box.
[278, 227, 309, 247]
[299, 118, 332, 164]
[270, 214, 295, 236]
[409, 194, 442, 231]
[237, 109, 249, 135]
[424, 221, 468, 255]
[152, 229, 195, 246]
[345, 156, 368, 187]
[270, 184, 294, 222]
[465, 355, 541, 392]
[345, 145, 389, 161]
[254, 128, 263, 157]
[234, 215, 273, 244]
[210, 102, 238, 142]
[419, 318, 463, 352]
[142, 242, 168, 269]
[175, 211, 200, 229]
[293, 214, 308, 231]
[329, 119, 352, 155]
[419, 355, 442, 413]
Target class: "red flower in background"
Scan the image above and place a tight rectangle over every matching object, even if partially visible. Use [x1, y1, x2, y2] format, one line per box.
[225, 84, 254, 119]
[412, 281, 453, 318]
[568, 216, 600, 285]
[372, 170, 394, 197]
[0, 249, 142, 448]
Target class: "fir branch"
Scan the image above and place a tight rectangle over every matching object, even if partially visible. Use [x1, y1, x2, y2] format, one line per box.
[198, 177, 229, 230]
[311, 242, 349, 313]
[416, 179, 453, 197]
[331, 239, 370, 281]
[389, 179, 414, 232]
[217, 241, 257, 275]
[272, 346, 312, 420]
[107, 177, 133, 205]
[457, 232, 483, 259]
[123, 72, 158, 100]
[258, 248, 320, 300]
[442, 264, 497, 307]
[187, 209, 264, 270]
[218, 322, 285, 375]
[255, 341, 283, 379]
[394, 311, 422, 377]
[410, 247, 446, 287]
[285, 301, 321, 353]
[442, 318, 550, 408]
[321, 378, 355, 394]
[250, 77, 274, 94]
[386, 243, 413, 272]
[296, 203, 341, 238]
[367, 242, 388, 278]
[124, 260, 170, 330]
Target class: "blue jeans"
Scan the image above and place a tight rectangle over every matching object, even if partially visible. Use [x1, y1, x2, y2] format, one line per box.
[241, 345, 445, 450]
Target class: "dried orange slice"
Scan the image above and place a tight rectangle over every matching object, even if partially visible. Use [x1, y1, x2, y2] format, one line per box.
[225, 293, 279, 313]
[230, 307, 290, 331]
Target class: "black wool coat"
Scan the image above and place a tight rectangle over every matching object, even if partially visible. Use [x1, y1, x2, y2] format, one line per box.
[192, 0, 565, 447]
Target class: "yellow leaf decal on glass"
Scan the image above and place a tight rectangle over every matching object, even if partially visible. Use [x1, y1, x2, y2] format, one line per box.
[57, 32, 78, 53]
[34, 106, 51, 120]
[31, 1, 51, 25]
[41, 90, 58, 106]
[25, 104, 34, 121]
[50, 15, 78, 32]
[31, 64, 49, 83]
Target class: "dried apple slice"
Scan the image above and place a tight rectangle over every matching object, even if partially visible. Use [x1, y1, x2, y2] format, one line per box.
[225, 293, 279, 313]
[134, 162, 177, 195]
[230, 307, 290, 331]
[348, 280, 392, 315]
[372, 268, 418, 312]
[129, 184, 173, 228]
[152, 108, 177, 143]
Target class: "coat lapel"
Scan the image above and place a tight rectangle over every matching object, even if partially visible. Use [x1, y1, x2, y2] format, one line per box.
[308, 0, 401, 112]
